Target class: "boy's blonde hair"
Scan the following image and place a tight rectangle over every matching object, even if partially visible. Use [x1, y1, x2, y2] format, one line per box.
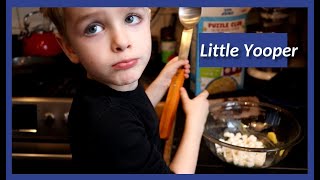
[40, 8, 66, 38]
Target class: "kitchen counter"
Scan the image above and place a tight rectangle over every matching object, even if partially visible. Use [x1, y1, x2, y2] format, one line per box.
[169, 68, 308, 174]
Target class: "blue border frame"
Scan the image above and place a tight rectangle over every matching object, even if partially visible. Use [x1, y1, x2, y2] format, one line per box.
[6, 1, 314, 180]
[9, 0, 309, 7]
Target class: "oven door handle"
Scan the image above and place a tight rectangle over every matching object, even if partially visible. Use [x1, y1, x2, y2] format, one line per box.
[12, 153, 72, 160]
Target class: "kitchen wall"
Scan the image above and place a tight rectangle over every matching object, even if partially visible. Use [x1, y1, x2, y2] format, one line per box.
[12, 8, 45, 35]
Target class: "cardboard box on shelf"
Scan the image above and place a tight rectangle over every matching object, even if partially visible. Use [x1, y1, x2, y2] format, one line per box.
[190, 7, 251, 95]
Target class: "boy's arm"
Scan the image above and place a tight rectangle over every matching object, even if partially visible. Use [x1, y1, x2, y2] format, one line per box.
[168, 88, 209, 174]
[145, 76, 170, 107]
[145, 57, 190, 107]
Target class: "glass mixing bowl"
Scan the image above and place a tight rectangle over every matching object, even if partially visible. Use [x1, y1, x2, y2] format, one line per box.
[203, 101, 303, 168]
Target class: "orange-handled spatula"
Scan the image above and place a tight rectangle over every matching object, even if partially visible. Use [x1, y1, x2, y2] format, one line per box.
[160, 7, 202, 139]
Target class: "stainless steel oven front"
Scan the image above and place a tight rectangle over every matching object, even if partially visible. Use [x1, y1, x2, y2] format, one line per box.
[12, 97, 75, 173]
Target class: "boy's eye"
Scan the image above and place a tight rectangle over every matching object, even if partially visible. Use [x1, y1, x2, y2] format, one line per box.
[85, 24, 103, 35]
[125, 14, 141, 24]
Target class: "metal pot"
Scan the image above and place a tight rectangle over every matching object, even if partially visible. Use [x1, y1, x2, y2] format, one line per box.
[20, 11, 62, 57]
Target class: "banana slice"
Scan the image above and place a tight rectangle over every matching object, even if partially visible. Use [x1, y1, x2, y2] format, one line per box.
[267, 132, 285, 156]
[267, 132, 278, 144]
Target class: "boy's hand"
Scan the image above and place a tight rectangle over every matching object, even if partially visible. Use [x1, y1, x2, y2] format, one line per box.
[180, 87, 209, 133]
[158, 56, 190, 88]
[146, 56, 190, 107]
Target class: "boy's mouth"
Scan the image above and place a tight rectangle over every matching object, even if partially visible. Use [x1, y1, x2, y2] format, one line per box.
[112, 59, 138, 70]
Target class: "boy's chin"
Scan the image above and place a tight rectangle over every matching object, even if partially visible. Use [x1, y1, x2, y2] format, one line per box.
[121, 73, 142, 84]
[117, 76, 140, 86]
[110, 79, 139, 91]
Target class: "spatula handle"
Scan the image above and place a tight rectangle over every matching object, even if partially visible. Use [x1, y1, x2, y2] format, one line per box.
[159, 29, 194, 140]
[159, 69, 185, 139]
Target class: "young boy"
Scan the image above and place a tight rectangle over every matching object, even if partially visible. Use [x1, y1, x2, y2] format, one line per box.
[41, 7, 209, 174]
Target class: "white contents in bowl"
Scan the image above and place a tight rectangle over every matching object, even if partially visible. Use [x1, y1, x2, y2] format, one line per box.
[215, 132, 266, 167]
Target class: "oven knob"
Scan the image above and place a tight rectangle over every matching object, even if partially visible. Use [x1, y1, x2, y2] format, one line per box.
[44, 112, 55, 126]
[64, 112, 69, 124]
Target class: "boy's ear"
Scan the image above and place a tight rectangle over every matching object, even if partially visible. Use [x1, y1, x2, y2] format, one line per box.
[55, 34, 80, 64]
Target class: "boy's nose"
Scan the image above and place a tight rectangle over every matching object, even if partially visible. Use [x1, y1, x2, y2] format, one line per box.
[110, 30, 131, 52]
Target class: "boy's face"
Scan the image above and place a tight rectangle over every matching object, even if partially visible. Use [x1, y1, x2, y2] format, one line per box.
[59, 8, 152, 90]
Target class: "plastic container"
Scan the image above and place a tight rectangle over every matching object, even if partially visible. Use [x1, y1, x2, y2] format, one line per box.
[160, 13, 178, 63]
